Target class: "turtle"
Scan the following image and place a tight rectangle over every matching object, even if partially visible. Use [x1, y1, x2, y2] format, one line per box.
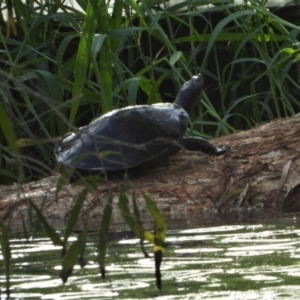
[54, 74, 229, 176]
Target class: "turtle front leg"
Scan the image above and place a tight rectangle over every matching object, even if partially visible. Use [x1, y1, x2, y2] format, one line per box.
[181, 137, 230, 155]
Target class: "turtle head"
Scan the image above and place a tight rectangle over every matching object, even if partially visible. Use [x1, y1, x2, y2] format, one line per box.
[174, 74, 203, 114]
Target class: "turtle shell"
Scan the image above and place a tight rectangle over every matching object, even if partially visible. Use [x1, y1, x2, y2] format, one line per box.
[55, 103, 188, 171]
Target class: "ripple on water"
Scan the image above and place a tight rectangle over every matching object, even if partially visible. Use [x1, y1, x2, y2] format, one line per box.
[2, 215, 300, 299]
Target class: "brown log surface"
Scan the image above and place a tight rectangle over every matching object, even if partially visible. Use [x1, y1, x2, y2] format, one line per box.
[2, 113, 300, 230]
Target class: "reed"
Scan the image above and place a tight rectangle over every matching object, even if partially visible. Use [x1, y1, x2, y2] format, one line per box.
[0, 0, 299, 182]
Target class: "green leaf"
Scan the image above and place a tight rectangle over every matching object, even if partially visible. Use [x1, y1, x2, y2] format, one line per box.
[128, 78, 141, 106]
[132, 194, 145, 239]
[70, 1, 98, 124]
[203, 10, 256, 63]
[55, 166, 74, 197]
[132, 194, 150, 257]
[98, 194, 113, 278]
[29, 201, 63, 247]
[97, 0, 113, 113]
[142, 193, 166, 250]
[142, 194, 166, 290]
[92, 34, 107, 55]
[110, 0, 123, 51]
[60, 227, 88, 283]
[119, 187, 157, 244]
[0, 218, 11, 294]
[0, 100, 23, 181]
[118, 187, 136, 231]
[170, 51, 182, 65]
[154, 249, 163, 290]
[63, 188, 88, 249]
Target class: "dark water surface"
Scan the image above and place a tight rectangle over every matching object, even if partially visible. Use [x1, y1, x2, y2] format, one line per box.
[1, 213, 300, 299]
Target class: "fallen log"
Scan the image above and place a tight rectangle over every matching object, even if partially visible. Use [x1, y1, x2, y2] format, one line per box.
[1, 113, 300, 230]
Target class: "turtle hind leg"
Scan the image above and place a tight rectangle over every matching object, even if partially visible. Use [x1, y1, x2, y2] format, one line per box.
[181, 137, 230, 155]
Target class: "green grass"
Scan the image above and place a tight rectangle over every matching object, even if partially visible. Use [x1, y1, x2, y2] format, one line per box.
[2, 1, 300, 293]
[0, 0, 300, 183]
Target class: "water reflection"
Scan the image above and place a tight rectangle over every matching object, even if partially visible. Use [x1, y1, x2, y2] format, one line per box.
[1, 213, 300, 299]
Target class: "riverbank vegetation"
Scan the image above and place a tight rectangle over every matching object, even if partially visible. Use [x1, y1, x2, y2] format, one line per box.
[1, 0, 300, 294]
[1, 0, 299, 184]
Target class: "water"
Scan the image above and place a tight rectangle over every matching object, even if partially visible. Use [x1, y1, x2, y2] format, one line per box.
[1, 213, 300, 299]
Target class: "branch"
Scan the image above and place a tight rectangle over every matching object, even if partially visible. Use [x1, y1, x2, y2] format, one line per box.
[1, 113, 300, 229]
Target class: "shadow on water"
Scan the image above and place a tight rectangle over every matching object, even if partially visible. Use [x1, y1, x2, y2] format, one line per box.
[2, 212, 300, 299]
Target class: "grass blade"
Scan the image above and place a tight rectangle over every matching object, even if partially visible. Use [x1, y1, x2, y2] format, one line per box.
[0, 100, 24, 181]
[63, 188, 88, 252]
[142, 193, 166, 249]
[98, 194, 113, 278]
[142, 193, 166, 290]
[29, 201, 63, 247]
[0, 218, 11, 297]
[60, 227, 88, 283]
[97, 0, 113, 113]
[70, 1, 97, 124]
[118, 187, 155, 244]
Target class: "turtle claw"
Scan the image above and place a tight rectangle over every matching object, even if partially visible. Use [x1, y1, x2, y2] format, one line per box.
[216, 145, 230, 155]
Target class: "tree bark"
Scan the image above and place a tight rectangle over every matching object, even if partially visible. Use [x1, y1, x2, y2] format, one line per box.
[1, 113, 300, 229]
